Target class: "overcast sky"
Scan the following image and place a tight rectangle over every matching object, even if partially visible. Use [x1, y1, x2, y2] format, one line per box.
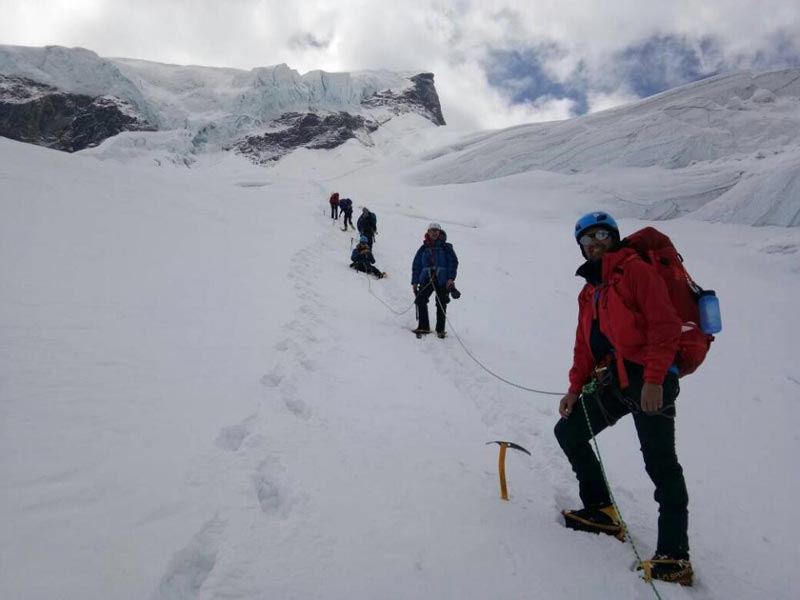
[2, 0, 799, 129]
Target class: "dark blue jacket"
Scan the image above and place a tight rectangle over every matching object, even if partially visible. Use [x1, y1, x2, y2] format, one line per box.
[339, 198, 353, 214]
[357, 211, 377, 235]
[351, 245, 375, 264]
[411, 230, 458, 286]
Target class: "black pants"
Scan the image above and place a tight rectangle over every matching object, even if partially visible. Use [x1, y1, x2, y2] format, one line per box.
[342, 212, 354, 230]
[331, 205, 339, 219]
[351, 262, 382, 278]
[415, 280, 449, 333]
[554, 362, 689, 557]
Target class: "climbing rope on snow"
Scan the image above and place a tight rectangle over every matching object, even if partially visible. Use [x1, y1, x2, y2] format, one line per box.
[578, 382, 665, 600]
[362, 265, 417, 315]
[430, 275, 563, 397]
[353, 245, 562, 396]
[435, 298, 562, 395]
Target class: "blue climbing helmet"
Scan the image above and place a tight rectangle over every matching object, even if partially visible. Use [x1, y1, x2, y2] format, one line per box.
[359, 235, 369, 243]
[574, 211, 619, 243]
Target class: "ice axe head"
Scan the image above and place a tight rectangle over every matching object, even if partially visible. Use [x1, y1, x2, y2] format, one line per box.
[486, 441, 531, 456]
[486, 441, 530, 501]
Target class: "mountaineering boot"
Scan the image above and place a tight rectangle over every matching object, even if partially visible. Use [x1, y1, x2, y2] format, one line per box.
[437, 331, 447, 338]
[562, 505, 625, 540]
[637, 554, 693, 586]
[412, 327, 432, 335]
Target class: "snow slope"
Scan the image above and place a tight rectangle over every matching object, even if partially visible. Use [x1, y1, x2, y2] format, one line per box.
[2, 106, 800, 600]
[410, 69, 800, 226]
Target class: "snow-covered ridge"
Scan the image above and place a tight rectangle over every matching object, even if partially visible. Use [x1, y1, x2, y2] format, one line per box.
[414, 69, 800, 182]
[409, 68, 800, 226]
[0, 44, 445, 160]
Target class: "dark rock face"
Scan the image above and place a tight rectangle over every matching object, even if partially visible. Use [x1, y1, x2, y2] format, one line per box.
[407, 73, 446, 126]
[0, 74, 153, 152]
[361, 72, 446, 126]
[233, 111, 380, 163]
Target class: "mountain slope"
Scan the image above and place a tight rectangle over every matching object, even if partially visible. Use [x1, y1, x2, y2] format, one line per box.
[2, 130, 799, 599]
[409, 69, 800, 226]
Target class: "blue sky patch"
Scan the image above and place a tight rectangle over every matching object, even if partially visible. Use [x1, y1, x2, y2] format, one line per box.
[486, 32, 800, 116]
[485, 46, 588, 116]
[613, 34, 723, 97]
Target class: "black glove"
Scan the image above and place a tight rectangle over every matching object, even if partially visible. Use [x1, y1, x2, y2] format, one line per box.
[449, 285, 461, 299]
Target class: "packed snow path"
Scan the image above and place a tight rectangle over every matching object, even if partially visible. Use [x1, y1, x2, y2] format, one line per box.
[2, 138, 799, 599]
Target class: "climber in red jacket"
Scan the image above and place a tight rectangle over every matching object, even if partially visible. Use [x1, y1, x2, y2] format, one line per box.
[555, 211, 692, 587]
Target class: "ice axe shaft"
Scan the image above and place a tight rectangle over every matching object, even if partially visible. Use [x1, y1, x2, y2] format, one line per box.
[498, 443, 508, 500]
[486, 441, 531, 501]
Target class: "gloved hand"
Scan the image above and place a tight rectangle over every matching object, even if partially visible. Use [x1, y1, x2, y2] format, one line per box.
[412, 284, 419, 295]
[446, 279, 455, 289]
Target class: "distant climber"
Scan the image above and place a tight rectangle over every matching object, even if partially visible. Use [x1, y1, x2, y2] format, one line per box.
[329, 192, 340, 220]
[339, 198, 354, 231]
[357, 207, 378, 248]
[351, 235, 386, 279]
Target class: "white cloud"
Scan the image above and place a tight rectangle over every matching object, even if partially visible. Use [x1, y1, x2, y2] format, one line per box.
[0, 0, 798, 129]
[586, 89, 640, 114]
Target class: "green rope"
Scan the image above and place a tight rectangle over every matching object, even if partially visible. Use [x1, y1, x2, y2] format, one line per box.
[578, 382, 664, 600]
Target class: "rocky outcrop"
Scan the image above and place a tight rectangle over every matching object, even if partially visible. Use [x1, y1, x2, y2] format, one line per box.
[0, 74, 153, 151]
[232, 112, 380, 163]
[362, 73, 446, 125]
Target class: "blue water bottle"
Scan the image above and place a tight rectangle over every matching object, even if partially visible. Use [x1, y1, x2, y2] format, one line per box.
[698, 290, 722, 334]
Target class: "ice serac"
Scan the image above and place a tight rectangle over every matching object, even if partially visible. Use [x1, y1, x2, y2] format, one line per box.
[0, 44, 446, 162]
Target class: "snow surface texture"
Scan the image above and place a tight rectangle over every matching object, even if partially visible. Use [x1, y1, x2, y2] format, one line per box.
[3, 89, 800, 600]
[410, 69, 800, 227]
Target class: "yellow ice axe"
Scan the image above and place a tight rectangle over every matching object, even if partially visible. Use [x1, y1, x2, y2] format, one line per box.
[486, 441, 531, 501]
